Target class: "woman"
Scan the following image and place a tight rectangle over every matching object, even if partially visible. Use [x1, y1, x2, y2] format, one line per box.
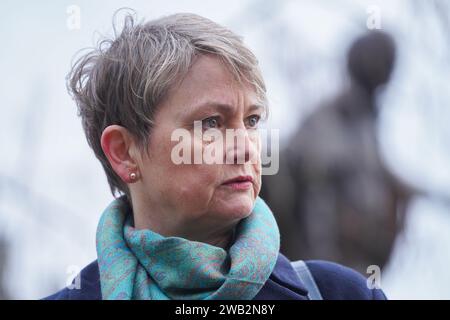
[45, 12, 386, 300]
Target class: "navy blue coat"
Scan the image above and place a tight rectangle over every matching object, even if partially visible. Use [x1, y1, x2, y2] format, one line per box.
[44, 253, 386, 300]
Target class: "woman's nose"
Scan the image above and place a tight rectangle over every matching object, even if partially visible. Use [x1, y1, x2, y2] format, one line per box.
[224, 128, 257, 165]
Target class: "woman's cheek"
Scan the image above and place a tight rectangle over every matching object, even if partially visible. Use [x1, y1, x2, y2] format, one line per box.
[179, 165, 219, 193]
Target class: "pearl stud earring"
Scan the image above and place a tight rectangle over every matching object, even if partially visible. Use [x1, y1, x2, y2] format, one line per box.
[129, 172, 137, 180]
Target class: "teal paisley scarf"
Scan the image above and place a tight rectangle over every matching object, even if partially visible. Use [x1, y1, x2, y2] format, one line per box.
[96, 196, 280, 300]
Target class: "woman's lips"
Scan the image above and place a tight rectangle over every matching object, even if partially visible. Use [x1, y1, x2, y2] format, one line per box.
[222, 175, 253, 191]
[223, 181, 252, 190]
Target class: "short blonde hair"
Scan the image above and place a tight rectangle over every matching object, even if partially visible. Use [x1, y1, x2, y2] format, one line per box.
[68, 10, 267, 199]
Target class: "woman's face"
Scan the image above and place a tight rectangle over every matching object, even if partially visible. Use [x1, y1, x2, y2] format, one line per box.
[132, 54, 264, 239]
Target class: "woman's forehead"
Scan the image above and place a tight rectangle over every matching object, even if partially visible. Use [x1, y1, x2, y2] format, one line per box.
[179, 55, 254, 96]
[163, 55, 261, 116]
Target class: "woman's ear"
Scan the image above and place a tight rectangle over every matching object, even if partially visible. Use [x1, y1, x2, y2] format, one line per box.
[101, 125, 140, 183]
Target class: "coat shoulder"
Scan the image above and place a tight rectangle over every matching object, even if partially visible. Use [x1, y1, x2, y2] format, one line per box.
[305, 260, 387, 300]
[42, 260, 101, 300]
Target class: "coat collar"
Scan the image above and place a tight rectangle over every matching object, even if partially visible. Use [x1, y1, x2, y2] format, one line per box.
[273, 253, 310, 294]
[253, 252, 309, 300]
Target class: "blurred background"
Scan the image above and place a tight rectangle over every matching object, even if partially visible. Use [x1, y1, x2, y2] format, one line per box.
[0, 0, 449, 299]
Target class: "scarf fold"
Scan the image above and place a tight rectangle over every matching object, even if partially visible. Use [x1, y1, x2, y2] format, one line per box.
[96, 196, 280, 300]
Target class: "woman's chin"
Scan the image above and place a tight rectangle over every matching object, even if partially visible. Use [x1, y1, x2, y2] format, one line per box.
[216, 193, 255, 220]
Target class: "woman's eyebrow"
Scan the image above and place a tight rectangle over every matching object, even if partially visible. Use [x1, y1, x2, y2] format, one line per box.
[247, 103, 266, 113]
[191, 101, 266, 114]
[195, 102, 235, 114]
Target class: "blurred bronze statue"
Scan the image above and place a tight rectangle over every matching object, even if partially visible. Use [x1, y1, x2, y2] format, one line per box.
[261, 31, 415, 273]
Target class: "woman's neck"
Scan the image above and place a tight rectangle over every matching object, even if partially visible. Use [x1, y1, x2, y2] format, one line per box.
[129, 196, 237, 250]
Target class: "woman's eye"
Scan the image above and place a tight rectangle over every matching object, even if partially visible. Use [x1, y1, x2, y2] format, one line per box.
[202, 116, 220, 130]
[247, 115, 261, 128]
